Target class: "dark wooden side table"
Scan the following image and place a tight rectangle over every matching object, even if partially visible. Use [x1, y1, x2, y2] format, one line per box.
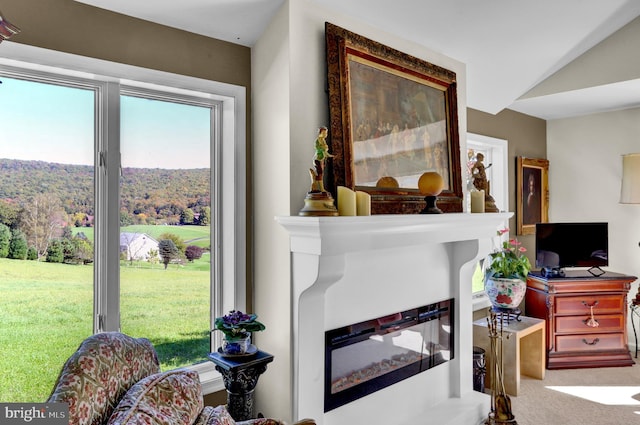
[207, 350, 274, 421]
[526, 270, 636, 369]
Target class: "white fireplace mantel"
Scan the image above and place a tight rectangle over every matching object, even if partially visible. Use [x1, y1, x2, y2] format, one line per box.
[277, 212, 512, 425]
[278, 213, 512, 255]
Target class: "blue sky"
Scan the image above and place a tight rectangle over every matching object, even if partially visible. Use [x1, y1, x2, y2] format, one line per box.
[0, 77, 210, 169]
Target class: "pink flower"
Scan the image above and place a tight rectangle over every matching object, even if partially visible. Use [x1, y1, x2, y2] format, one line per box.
[487, 228, 532, 280]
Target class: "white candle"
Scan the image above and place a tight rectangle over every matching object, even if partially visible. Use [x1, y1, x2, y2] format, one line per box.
[471, 190, 485, 213]
[337, 186, 356, 216]
[356, 191, 371, 216]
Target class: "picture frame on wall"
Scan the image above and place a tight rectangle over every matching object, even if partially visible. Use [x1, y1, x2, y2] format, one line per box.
[517, 157, 549, 235]
[325, 22, 463, 214]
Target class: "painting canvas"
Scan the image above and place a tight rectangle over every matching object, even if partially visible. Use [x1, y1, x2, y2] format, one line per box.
[349, 57, 450, 189]
[517, 157, 549, 235]
[326, 23, 462, 214]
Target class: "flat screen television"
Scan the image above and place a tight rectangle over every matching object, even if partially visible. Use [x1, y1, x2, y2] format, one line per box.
[535, 222, 608, 276]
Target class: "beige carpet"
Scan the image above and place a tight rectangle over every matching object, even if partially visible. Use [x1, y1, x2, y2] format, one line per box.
[507, 357, 640, 425]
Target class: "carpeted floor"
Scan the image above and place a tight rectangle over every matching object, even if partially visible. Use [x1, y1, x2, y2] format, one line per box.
[507, 357, 640, 425]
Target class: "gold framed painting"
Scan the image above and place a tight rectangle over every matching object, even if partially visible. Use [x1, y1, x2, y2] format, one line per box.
[517, 157, 549, 235]
[325, 23, 462, 214]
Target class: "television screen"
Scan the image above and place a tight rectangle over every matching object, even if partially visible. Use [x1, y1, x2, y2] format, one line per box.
[535, 222, 608, 270]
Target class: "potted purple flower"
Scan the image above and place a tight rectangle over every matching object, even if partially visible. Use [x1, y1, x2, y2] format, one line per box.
[214, 310, 265, 355]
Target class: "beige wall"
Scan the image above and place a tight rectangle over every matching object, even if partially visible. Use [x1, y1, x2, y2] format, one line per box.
[467, 108, 546, 320]
[250, 1, 292, 418]
[252, 0, 468, 420]
[548, 108, 640, 344]
[468, 107, 547, 258]
[3, 0, 250, 87]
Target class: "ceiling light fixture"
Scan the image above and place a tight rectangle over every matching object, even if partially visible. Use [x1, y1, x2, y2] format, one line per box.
[0, 9, 21, 43]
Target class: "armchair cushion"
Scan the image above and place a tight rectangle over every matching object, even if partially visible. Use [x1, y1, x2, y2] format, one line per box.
[194, 405, 286, 425]
[107, 369, 203, 425]
[195, 405, 235, 425]
[47, 332, 161, 425]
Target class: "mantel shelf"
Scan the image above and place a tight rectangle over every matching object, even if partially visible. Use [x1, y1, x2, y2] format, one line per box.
[276, 212, 513, 256]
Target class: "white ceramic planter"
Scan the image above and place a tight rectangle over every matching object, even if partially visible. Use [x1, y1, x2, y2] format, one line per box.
[484, 276, 526, 309]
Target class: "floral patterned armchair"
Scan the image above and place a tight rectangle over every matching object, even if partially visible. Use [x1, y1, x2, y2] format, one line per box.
[47, 332, 315, 425]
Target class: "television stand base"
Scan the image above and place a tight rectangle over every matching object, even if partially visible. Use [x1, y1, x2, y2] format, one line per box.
[587, 266, 605, 276]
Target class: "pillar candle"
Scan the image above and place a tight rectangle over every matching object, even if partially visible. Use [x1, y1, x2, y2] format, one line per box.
[470, 190, 485, 213]
[355, 191, 371, 216]
[337, 186, 356, 216]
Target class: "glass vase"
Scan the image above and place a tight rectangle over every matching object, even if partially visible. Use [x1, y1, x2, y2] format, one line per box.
[221, 334, 251, 355]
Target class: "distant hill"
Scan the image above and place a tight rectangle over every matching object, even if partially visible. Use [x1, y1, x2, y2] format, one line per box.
[0, 158, 210, 224]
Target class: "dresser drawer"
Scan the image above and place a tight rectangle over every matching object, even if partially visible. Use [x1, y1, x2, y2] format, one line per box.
[555, 314, 625, 334]
[555, 333, 626, 352]
[555, 295, 624, 315]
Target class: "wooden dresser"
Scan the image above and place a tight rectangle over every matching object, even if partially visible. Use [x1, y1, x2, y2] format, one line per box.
[526, 270, 636, 369]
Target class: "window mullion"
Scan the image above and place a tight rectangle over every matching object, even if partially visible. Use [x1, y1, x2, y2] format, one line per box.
[94, 81, 121, 333]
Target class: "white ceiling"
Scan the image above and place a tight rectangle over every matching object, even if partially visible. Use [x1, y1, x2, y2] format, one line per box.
[75, 0, 640, 120]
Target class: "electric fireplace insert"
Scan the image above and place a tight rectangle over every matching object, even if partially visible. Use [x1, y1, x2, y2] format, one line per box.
[324, 298, 454, 411]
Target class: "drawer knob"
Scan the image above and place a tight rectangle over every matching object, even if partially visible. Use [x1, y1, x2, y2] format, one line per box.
[582, 338, 600, 346]
[581, 300, 599, 307]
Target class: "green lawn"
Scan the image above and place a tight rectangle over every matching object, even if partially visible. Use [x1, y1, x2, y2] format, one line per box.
[72, 224, 211, 248]
[472, 261, 485, 293]
[0, 256, 211, 402]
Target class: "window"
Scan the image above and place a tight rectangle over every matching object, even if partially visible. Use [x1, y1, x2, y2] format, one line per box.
[118, 92, 214, 369]
[0, 43, 246, 400]
[467, 134, 509, 309]
[467, 134, 508, 213]
[0, 73, 96, 402]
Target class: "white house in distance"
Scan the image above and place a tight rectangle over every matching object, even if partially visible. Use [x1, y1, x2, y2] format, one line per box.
[119, 232, 160, 261]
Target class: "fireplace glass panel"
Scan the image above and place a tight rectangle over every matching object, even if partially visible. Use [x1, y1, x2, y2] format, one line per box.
[325, 299, 454, 411]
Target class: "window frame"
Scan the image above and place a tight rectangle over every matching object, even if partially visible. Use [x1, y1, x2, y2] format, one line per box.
[0, 42, 247, 394]
[467, 133, 509, 311]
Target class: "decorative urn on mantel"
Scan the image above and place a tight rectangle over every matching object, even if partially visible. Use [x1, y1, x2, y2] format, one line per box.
[483, 229, 531, 309]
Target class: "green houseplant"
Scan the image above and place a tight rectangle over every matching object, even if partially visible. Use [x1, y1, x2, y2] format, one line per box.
[214, 310, 265, 355]
[484, 229, 532, 309]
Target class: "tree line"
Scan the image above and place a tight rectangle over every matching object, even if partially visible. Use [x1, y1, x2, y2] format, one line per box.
[0, 158, 211, 263]
[0, 158, 210, 226]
